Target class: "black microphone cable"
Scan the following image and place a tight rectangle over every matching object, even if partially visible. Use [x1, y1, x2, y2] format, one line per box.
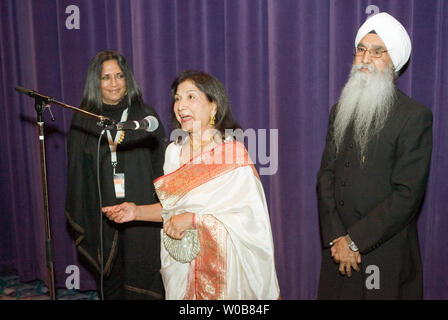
[96, 129, 106, 300]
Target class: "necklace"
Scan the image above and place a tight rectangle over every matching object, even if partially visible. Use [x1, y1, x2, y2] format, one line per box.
[190, 136, 213, 151]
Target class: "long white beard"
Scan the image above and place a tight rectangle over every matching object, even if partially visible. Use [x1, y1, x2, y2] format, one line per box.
[334, 63, 396, 159]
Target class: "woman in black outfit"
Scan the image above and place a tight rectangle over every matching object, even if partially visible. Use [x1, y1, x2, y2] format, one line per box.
[65, 50, 166, 299]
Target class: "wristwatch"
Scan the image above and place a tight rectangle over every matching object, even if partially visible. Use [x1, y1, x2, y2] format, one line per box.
[345, 234, 359, 252]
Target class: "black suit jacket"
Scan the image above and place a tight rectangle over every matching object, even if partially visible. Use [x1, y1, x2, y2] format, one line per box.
[317, 89, 433, 299]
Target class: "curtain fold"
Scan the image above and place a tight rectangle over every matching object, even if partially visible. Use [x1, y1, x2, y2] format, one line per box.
[1, 0, 447, 299]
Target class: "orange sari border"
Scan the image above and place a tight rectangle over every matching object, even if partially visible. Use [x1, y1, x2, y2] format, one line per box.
[154, 141, 259, 208]
[183, 214, 227, 300]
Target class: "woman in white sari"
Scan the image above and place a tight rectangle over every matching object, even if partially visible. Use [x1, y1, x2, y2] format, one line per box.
[103, 70, 280, 300]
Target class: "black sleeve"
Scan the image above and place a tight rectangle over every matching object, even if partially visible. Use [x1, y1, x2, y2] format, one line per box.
[348, 107, 433, 254]
[65, 112, 89, 219]
[317, 105, 348, 247]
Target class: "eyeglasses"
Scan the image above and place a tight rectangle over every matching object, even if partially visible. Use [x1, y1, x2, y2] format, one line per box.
[354, 46, 389, 59]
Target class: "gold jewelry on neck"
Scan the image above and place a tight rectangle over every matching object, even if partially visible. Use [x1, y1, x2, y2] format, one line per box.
[190, 136, 213, 151]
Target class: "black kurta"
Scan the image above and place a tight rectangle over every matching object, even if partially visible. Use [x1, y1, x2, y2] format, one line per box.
[317, 89, 433, 299]
[65, 98, 167, 299]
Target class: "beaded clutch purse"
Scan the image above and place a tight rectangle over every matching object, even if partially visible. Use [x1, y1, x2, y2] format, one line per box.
[162, 229, 200, 264]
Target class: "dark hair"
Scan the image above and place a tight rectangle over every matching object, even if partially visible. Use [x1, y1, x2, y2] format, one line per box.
[170, 70, 241, 137]
[80, 50, 142, 113]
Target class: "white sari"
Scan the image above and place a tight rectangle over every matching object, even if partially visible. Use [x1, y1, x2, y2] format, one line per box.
[154, 140, 280, 300]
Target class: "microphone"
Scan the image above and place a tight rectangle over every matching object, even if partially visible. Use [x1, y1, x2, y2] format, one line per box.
[109, 115, 159, 132]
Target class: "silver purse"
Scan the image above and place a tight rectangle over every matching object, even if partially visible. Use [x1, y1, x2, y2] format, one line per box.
[162, 229, 200, 264]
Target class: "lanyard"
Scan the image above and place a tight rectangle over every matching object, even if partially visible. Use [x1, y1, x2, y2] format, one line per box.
[106, 108, 128, 173]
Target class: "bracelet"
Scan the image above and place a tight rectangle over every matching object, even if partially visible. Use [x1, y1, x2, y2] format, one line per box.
[345, 233, 359, 252]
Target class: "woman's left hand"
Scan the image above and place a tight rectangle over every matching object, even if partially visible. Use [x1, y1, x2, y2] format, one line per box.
[163, 212, 194, 239]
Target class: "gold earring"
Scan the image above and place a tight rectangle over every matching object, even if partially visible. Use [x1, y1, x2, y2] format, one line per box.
[209, 114, 215, 126]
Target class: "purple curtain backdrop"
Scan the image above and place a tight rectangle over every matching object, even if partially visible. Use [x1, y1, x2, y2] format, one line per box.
[0, 0, 447, 299]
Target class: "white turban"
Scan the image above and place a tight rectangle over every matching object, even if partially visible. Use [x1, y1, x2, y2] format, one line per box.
[355, 12, 412, 72]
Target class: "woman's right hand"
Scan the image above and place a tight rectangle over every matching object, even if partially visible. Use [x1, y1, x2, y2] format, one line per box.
[102, 202, 137, 223]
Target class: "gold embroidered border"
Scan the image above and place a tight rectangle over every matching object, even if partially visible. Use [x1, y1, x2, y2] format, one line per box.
[124, 284, 164, 300]
[65, 210, 118, 276]
[154, 142, 257, 208]
[184, 214, 227, 300]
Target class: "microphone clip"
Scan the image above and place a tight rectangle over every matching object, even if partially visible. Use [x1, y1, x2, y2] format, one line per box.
[97, 116, 116, 129]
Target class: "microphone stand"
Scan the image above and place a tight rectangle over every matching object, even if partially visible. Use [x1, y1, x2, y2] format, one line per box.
[15, 86, 114, 300]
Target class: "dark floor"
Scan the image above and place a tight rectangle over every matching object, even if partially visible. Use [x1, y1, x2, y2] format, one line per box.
[0, 273, 98, 300]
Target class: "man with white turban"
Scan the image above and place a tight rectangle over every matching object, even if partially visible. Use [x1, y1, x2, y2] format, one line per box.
[317, 12, 433, 299]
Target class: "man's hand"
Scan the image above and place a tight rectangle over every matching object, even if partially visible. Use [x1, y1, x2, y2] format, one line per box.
[330, 236, 362, 277]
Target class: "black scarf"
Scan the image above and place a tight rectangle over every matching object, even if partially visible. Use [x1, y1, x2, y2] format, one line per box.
[65, 97, 167, 280]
